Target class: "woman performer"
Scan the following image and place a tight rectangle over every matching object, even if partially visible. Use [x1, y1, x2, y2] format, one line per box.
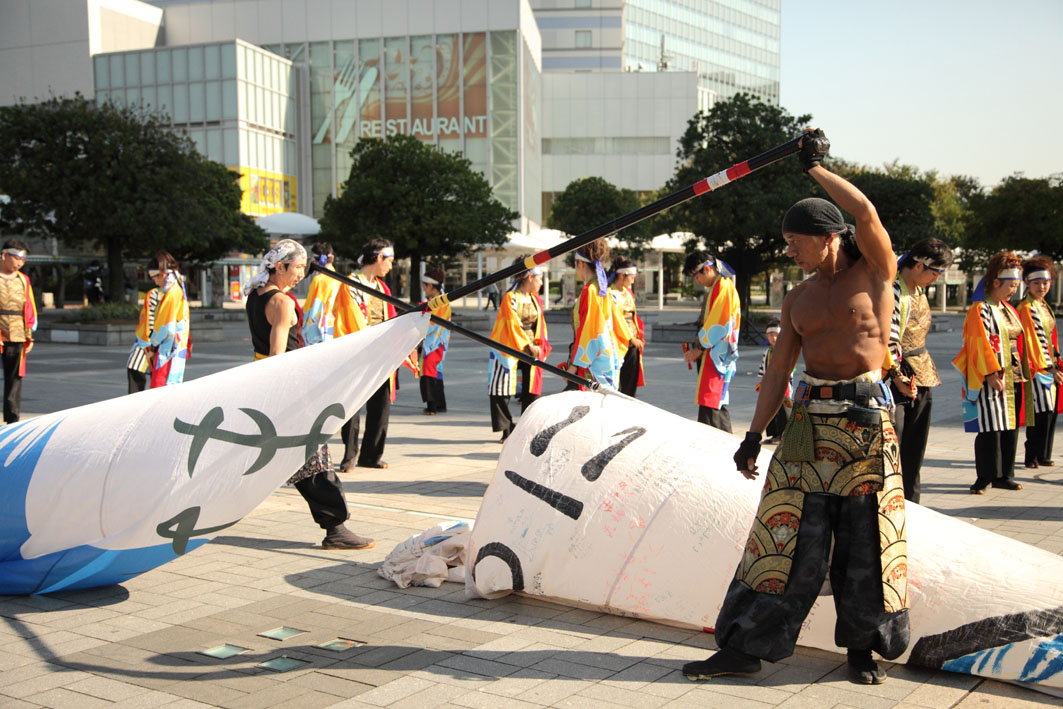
[488, 259, 550, 442]
[954, 251, 1028, 494]
[301, 242, 341, 345]
[420, 267, 450, 415]
[1017, 255, 1063, 468]
[568, 238, 628, 389]
[130, 250, 189, 391]
[608, 257, 645, 397]
[244, 239, 374, 550]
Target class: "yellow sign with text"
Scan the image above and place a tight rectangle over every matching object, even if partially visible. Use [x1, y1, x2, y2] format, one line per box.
[231, 167, 297, 217]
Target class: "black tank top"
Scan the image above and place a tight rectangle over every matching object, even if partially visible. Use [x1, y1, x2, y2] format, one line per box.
[246, 289, 301, 356]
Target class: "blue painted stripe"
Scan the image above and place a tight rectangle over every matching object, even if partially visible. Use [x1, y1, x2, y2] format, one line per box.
[0, 419, 63, 562]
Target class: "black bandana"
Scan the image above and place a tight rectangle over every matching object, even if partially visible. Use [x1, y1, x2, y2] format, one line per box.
[782, 198, 852, 237]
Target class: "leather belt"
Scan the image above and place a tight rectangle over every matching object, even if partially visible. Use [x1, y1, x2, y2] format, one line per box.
[902, 346, 927, 357]
[794, 380, 892, 408]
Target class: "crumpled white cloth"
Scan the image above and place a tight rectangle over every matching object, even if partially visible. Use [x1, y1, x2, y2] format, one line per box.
[378, 521, 472, 589]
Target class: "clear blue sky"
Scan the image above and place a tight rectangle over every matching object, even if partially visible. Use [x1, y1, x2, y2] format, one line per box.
[779, 0, 1063, 188]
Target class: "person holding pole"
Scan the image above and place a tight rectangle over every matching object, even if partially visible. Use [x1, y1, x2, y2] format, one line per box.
[686, 129, 909, 686]
[568, 238, 628, 389]
[682, 250, 739, 432]
[608, 257, 645, 397]
[887, 238, 952, 502]
[420, 267, 450, 415]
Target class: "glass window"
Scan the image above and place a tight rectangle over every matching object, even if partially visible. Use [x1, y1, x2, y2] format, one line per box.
[205, 80, 221, 121]
[288, 43, 305, 63]
[109, 54, 124, 87]
[575, 0, 591, 7]
[141, 86, 156, 110]
[575, 30, 592, 48]
[95, 89, 110, 106]
[222, 80, 237, 120]
[156, 85, 172, 121]
[239, 129, 249, 165]
[125, 87, 139, 106]
[189, 129, 206, 154]
[204, 44, 221, 80]
[223, 128, 238, 165]
[125, 53, 139, 86]
[256, 86, 264, 126]
[156, 50, 171, 83]
[207, 130, 223, 162]
[188, 46, 204, 80]
[173, 83, 189, 122]
[140, 52, 155, 84]
[189, 82, 205, 122]
[384, 36, 409, 130]
[172, 48, 187, 82]
[357, 39, 381, 139]
[221, 44, 237, 78]
[94, 56, 108, 89]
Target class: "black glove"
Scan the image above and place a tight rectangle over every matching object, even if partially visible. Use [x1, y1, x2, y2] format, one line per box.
[733, 431, 762, 471]
[799, 128, 830, 172]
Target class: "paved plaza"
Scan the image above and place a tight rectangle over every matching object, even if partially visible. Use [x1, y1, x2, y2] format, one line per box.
[2, 306, 1061, 708]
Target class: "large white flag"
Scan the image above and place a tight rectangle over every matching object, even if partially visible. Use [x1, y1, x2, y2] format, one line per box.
[0, 314, 428, 595]
[468, 391, 1063, 695]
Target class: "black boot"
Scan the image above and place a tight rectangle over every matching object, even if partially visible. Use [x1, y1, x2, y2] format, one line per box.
[847, 649, 887, 685]
[321, 524, 375, 550]
[682, 648, 761, 680]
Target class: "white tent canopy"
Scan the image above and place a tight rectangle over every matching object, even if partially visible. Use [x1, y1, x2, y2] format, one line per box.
[254, 212, 321, 236]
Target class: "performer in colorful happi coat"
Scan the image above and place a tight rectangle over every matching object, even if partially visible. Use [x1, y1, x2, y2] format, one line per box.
[488, 258, 550, 442]
[133, 250, 189, 389]
[682, 250, 740, 432]
[244, 239, 374, 550]
[608, 257, 645, 397]
[756, 319, 791, 444]
[568, 238, 628, 390]
[128, 251, 182, 392]
[887, 238, 953, 503]
[953, 251, 1028, 494]
[419, 267, 450, 415]
[336, 239, 416, 471]
[1017, 255, 1063, 468]
[0, 239, 36, 423]
[301, 242, 342, 346]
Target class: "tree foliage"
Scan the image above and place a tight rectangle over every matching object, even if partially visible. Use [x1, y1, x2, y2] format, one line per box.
[661, 93, 811, 323]
[962, 175, 1063, 270]
[548, 176, 650, 250]
[319, 134, 517, 301]
[0, 95, 266, 300]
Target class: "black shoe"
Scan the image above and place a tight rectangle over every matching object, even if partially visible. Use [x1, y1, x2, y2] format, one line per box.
[1025, 461, 1039, 469]
[682, 649, 761, 681]
[970, 483, 987, 495]
[321, 525, 375, 550]
[339, 461, 356, 473]
[1039, 459, 1055, 466]
[991, 479, 1023, 490]
[357, 460, 388, 469]
[847, 649, 887, 685]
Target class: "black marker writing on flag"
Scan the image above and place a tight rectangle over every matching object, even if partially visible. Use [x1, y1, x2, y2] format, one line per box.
[582, 426, 646, 481]
[530, 405, 590, 456]
[504, 470, 584, 520]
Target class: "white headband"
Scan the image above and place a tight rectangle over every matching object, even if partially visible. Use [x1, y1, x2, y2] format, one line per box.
[244, 239, 307, 294]
[574, 252, 592, 264]
[379, 247, 395, 259]
[766, 325, 781, 334]
[2, 249, 27, 259]
[1025, 270, 1052, 282]
[615, 267, 637, 275]
[912, 256, 944, 270]
[998, 267, 1021, 280]
[421, 275, 440, 286]
[526, 266, 543, 277]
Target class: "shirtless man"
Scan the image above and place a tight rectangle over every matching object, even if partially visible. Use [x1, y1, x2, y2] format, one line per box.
[684, 130, 908, 685]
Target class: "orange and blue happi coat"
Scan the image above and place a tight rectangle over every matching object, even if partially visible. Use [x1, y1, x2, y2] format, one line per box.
[696, 276, 740, 408]
[301, 267, 342, 345]
[488, 289, 551, 396]
[570, 282, 629, 388]
[422, 299, 451, 380]
[137, 275, 190, 388]
[953, 300, 1026, 433]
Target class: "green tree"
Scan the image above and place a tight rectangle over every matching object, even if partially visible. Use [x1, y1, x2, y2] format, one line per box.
[548, 176, 651, 252]
[0, 95, 266, 301]
[661, 93, 811, 325]
[835, 161, 940, 252]
[964, 174, 1063, 268]
[320, 134, 517, 301]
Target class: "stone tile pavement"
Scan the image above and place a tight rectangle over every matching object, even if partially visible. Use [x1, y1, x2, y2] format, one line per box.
[2, 311, 1062, 707]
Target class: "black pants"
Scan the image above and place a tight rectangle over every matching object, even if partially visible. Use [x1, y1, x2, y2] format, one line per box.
[293, 467, 349, 530]
[490, 361, 538, 438]
[127, 368, 148, 394]
[618, 346, 640, 397]
[2, 342, 24, 424]
[715, 493, 910, 663]
[1025, 410, 1058, 465]
[697, 404, 732, 433]
[891, 384, 933, 503]
[420, 376, 447, 413]
[765, 404, 788, 440]
[973, 384, 1022, 488]
[340, 381, 390, 467]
